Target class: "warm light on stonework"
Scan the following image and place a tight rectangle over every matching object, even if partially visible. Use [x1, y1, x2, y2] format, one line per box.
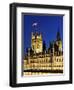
[23, 30, 63, 76]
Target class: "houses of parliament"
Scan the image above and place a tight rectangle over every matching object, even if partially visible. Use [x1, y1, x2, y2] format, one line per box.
[23, 30, 63, 76]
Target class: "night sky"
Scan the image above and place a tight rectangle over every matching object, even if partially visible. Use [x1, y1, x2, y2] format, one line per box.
[23, 14, 63, 54]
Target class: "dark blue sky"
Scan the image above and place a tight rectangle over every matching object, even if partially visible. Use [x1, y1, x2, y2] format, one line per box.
[23, 14, 63, 54]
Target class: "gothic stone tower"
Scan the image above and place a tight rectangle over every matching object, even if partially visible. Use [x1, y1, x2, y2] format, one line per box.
[31, 32, 43, 53]
[56, 31, 62, 52]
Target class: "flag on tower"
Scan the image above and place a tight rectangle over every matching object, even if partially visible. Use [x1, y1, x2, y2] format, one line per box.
[32, 22, 38, 27]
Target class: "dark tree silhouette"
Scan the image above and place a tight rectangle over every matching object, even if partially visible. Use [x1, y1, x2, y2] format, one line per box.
[56, 31, 61, 41]
[26, 48, 28, 54]
[49, 42, 53, 53]
[30, 48, 34, 55]
[49, 42, 52, 49]
[54, 43, 59, 56]
[43, 40, 46, 53]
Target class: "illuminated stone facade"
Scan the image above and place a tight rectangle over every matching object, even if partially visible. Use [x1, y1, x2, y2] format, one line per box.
[23, 31, 63, 75]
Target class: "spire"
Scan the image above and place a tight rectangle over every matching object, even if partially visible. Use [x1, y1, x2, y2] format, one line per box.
[56, 29, 61, 41]
[57, 17, 61, 41]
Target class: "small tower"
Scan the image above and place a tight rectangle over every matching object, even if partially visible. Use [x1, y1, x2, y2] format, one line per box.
[56, 31, 63, 52]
